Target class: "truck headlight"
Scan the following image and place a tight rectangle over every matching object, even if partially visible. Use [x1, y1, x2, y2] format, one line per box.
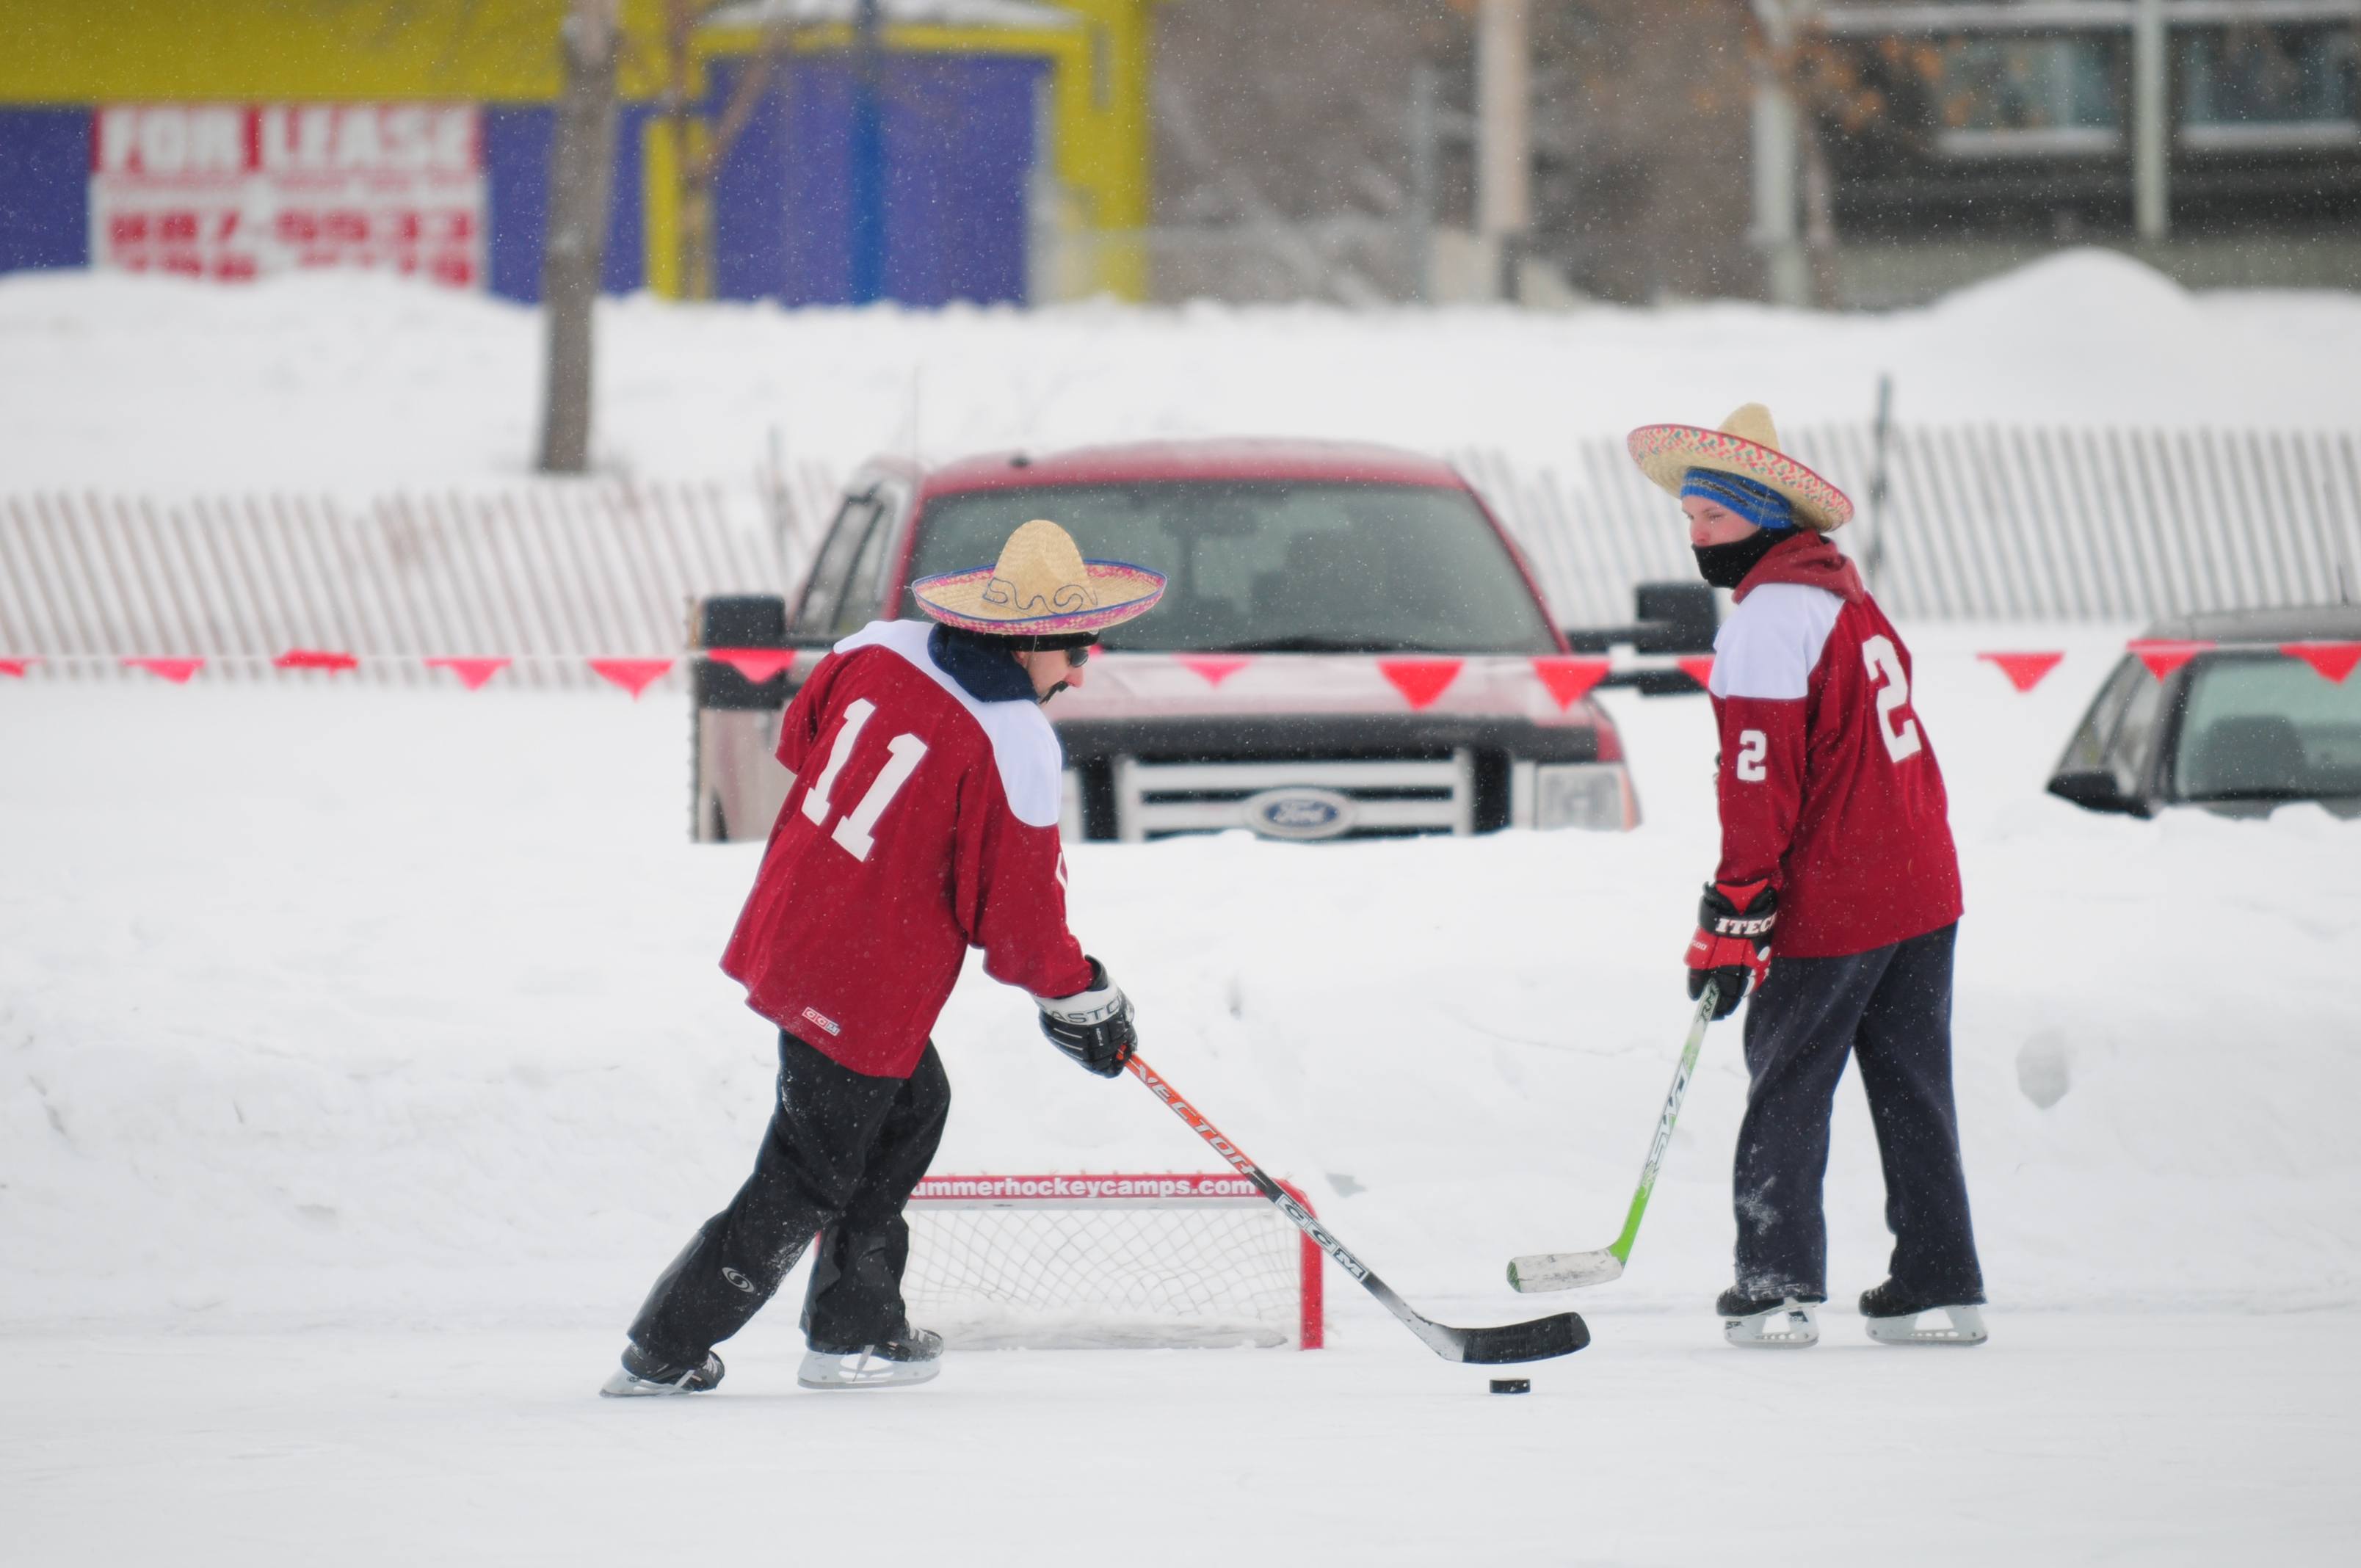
[1531, 763, 1631, 832]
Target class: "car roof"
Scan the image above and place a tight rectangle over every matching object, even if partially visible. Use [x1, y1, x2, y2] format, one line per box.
[2139, 603, 2361, 642]
[916, 438, 1469, 497]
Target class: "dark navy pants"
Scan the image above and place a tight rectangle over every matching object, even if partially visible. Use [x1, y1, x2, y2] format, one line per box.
[1733, 922, 1984, 1304]
[627, 1030, 950, 1363]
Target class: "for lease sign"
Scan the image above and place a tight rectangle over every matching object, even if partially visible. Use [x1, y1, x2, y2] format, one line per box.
[90, 104, 486, 287]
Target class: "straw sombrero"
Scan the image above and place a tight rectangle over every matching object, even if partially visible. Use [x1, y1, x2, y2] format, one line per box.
[911, 518, 1166, 637]
[1627, 403, 1854, 531]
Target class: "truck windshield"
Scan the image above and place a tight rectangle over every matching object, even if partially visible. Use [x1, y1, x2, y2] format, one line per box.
[905, 481, 1559, 654]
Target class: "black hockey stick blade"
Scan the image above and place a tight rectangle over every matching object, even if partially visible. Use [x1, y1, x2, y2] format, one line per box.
[1439, 1306, 1591, 1365]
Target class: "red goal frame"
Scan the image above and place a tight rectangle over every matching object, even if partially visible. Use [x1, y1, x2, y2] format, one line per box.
[907, 1172, 1326, 1349]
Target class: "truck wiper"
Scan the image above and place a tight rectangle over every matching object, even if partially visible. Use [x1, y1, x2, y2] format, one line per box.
[2183, 787, 2313, 802]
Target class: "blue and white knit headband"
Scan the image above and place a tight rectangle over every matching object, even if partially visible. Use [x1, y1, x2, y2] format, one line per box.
[1680, 468, 1795, 531]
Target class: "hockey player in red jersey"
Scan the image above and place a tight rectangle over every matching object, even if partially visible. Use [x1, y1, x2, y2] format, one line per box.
[601, 520, 1167, 1396]
[1628, 404, 1986, 1350]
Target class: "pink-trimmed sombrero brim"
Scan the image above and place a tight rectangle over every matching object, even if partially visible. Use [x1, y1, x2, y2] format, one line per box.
[1628, 424, 1854, 531]
[911, 561, 1167, 636]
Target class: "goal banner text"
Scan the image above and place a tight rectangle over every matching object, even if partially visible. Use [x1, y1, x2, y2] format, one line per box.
[911, 1174, 1263, 1202]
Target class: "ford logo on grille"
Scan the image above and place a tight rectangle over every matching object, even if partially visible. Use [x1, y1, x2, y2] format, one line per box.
[1240, 786, 1360, 841]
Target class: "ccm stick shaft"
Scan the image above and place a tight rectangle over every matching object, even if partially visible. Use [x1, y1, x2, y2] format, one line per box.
[1125, 1053, 1586, 1365]
[1507, 981, 1720, 1293]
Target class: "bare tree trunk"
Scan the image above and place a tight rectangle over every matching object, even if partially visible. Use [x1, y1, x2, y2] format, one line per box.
[537, 0, 623, 475]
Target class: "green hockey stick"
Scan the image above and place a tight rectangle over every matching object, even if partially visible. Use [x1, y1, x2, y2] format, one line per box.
[1506, 981, 1720, 1293]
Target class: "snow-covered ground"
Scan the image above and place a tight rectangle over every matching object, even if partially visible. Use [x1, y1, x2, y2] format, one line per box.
[4, 621, 2357, 1563]
[4, 251, 2358, 1558]
[4, 250, 2360, 495]
[10, 1315, 2354, 1568]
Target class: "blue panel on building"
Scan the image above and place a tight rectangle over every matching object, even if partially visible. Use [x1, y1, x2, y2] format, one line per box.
[606, 106, 648, 296]
[482, 105, 647, 303]
[0, 109, 93, 272]
[482, 108, 551, 302]
[715, 53, 1042, 308]
[711, 64, 795, 305]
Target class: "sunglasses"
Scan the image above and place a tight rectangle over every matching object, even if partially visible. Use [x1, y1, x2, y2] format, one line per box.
[1064, 645, 1092, 668]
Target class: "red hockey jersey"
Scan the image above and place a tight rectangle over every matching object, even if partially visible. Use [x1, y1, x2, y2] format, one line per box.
[1708, 534, 1963, 959]
[719, 620, 1096, 1078]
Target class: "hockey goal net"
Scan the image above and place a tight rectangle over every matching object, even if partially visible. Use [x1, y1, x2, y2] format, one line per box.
[902, 1172, 1324, 1349]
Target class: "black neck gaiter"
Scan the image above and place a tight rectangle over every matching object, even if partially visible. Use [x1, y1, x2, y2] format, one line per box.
[1692, 529, 1787, 590]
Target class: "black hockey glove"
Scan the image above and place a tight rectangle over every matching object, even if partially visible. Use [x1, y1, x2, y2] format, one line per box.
[1035, 957, 1137, 1078]
[1685, 879, 1776, 1021]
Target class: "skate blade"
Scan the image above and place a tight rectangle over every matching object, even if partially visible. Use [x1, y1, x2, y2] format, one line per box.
[797, 1350, 943, 1390]
[1506, 1248, 1624, 1293]
[1865, 1304, 1988, 1346]
[1724, 1299, 1820, 1349]
[600, 1368, 707, 1398]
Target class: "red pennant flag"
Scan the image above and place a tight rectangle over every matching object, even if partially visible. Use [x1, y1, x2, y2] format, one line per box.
[1175, 655, 1252, 688]
[2128, 639, 2214, 680]
[2282, 641, 2361, 684]
[274, 648, 358, 673]
[1977, 651, 2065, 693]
[0, 658, 34, 678]
[1378, 657, 1463, 711]
[706, 648, 798, 683]
[1531, 656, 1611, 710]
[425, 657, 511, 692]
[1675, 655, 1716, 690]
[590, 658, 674, 699]
[123, 657, 204, 683]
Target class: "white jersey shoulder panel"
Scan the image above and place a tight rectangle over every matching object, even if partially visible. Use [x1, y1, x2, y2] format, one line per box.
[834, 620, 1065, 828]
[1710, 582, 1845, 701]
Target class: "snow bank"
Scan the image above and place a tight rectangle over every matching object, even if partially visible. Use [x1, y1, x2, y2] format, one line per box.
[3, 623, 2354, 1333]
[2, 250, 2357, 497]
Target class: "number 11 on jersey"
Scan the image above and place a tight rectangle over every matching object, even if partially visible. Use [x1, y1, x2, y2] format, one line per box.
[799, 698, 930, 863]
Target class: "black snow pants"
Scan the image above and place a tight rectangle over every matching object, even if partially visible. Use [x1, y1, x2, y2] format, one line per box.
[1732, 921, 1984, 1305]
[626, 1030, 951, 1363]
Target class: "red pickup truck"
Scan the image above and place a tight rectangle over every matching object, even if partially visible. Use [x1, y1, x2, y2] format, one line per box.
[693, 438, 1705, 843]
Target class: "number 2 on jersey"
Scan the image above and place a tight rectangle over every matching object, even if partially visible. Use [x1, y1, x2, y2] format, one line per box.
[1860, 635, 1923, 763]
[798, 698, 930, 862]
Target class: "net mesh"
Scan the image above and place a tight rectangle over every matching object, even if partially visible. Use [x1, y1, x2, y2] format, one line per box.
[904, 1199, 1305, 1350]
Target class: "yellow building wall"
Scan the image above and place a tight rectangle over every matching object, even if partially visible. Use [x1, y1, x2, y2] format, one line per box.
[0, 0, 1156, 300]
[0, 0, 650, 103]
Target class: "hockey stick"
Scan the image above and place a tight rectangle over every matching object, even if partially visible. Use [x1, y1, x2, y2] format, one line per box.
[1506, 981, 1720, 1293]
[1125, 1053, 1587, 1365]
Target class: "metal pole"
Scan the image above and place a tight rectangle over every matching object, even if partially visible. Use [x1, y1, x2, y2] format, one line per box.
[1407, 63, 1439, 303]
[1476, 0, 1530, 297]
[1752, 77, 1808, 305]
[849, 0, 887, 303]
[2132, 0, 2169, 240]
[1749, 0, 1809, 306]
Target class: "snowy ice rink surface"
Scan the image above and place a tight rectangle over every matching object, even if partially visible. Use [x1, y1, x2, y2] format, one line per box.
[3, 623, 2357, 1561]
[7, 1313, 2354, 1568]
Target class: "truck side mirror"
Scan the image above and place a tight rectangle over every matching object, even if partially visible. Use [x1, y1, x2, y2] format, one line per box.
[692, 594, 796, 710]
[1630, 582, 1717, 654]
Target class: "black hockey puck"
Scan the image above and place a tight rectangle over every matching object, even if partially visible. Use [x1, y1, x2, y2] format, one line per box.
[1488, 1378, 1530, 1395]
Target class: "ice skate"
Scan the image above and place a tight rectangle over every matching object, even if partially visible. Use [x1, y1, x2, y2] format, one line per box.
[797, 1326, 944, 1390]
[1718, 1287, 1821, 1348]
[599, 1342, 725, 1397]
[1860, 1281, 1989, 1346]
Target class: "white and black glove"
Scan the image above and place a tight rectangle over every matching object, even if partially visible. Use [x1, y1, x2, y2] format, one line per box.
[1035, 958, 1136, 1078]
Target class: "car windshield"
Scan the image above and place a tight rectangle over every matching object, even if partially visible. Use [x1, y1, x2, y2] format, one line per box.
[2172, 652, 2361, 801]
[904, 481, 1559, 654]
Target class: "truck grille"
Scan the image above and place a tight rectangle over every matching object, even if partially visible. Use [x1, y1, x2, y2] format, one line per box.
[1105, 752, 1476, 842]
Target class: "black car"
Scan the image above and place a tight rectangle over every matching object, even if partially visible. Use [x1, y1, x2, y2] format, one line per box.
[2048, 605, 2361, 819]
